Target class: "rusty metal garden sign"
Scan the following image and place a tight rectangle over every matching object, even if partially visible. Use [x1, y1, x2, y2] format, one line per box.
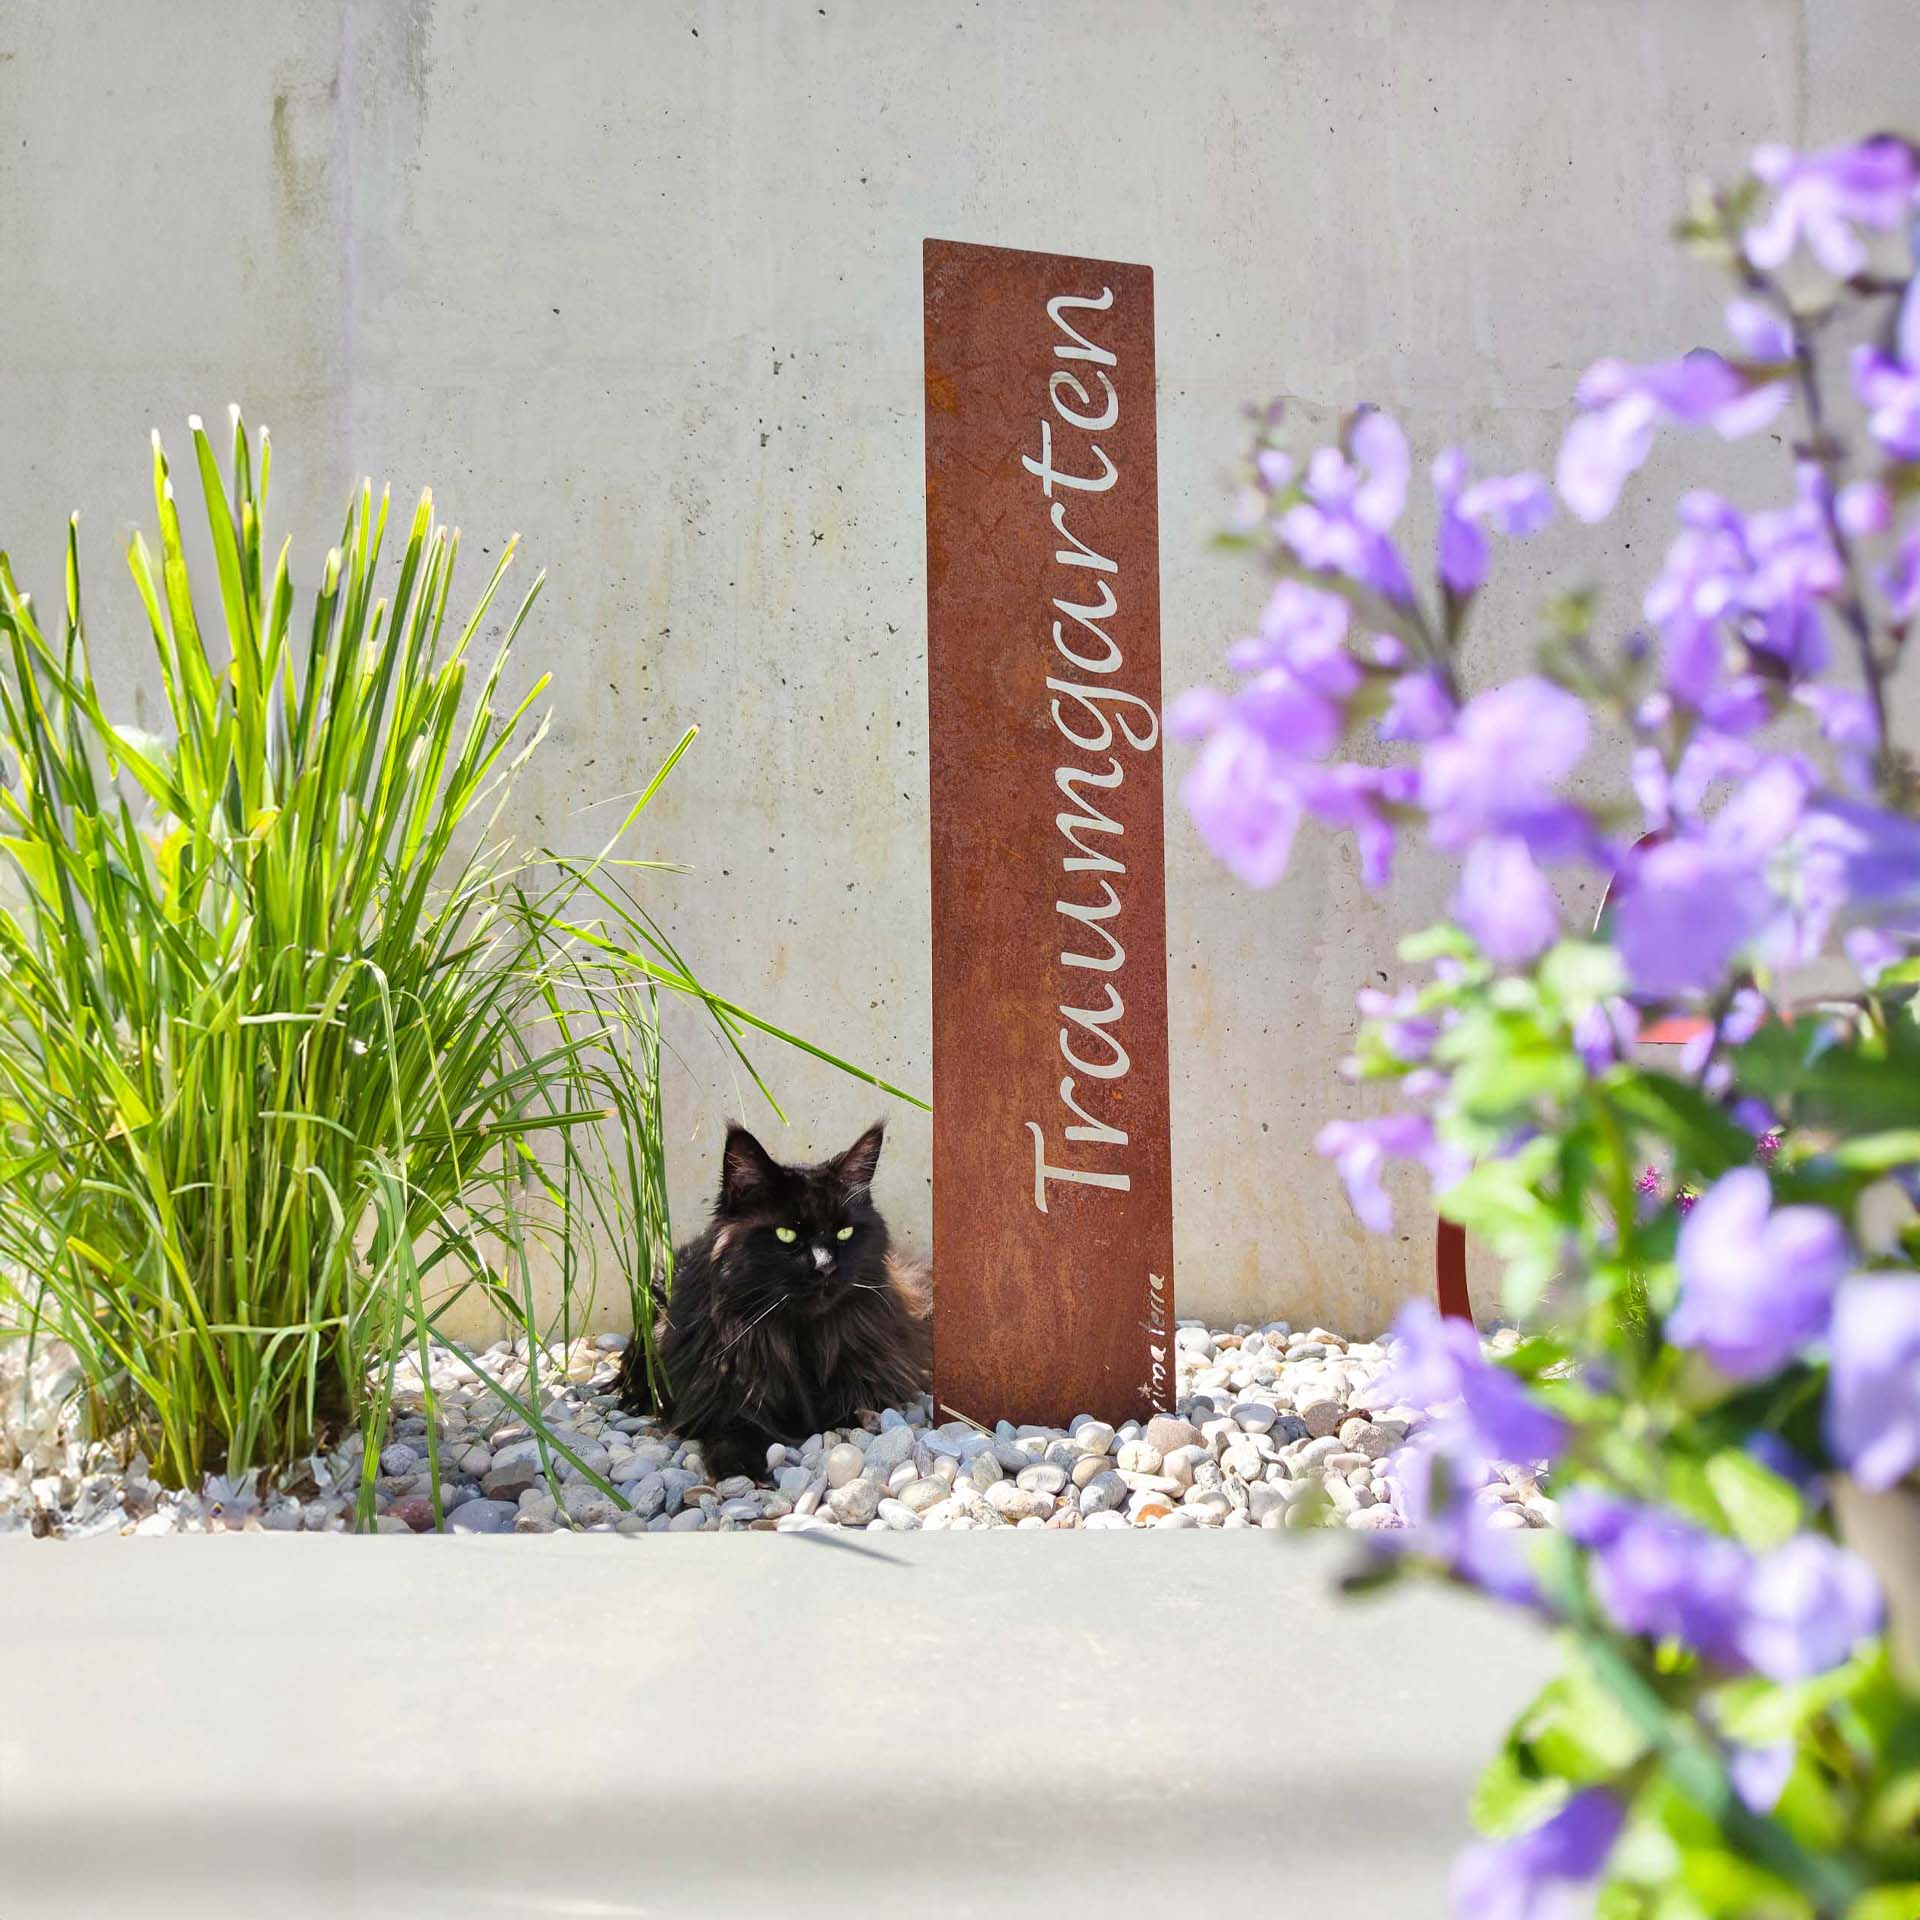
[922, 239, 1175, 1430]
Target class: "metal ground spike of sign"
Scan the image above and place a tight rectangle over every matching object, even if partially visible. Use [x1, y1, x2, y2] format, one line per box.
[922, 238, 1175, 1432]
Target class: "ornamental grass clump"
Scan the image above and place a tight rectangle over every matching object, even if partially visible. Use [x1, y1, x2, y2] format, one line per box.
[0, 412, 904, 1510]
[1179, 136, 1920, 1915]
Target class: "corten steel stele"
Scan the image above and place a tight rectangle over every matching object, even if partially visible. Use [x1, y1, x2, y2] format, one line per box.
[923, 238, 1175, 1430]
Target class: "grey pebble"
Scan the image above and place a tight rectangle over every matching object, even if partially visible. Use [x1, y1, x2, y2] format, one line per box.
[448, 1498, 518, 1535]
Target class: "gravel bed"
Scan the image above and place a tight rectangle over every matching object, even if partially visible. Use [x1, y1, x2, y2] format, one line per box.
[0, 1318, 1556, 1538]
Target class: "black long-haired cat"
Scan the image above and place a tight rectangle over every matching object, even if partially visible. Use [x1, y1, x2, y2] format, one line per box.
[615, 1121, 931, 1481]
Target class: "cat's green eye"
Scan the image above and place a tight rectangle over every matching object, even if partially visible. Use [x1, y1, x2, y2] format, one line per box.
[835, 1226, 854, 1242]
[774, 1227, 798, 1244]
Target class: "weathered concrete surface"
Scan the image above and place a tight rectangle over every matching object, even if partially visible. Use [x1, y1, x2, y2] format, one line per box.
[0, 1534, 1550, 1917]
[0, 2, 1912, 1332]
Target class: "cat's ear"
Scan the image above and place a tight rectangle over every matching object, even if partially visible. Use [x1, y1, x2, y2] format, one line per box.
[834, 1121, 885, 1200]
[720, 1124, 780, 1212]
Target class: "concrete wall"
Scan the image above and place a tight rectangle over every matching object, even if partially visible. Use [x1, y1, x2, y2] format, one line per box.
[2, 1, 1912, 1335]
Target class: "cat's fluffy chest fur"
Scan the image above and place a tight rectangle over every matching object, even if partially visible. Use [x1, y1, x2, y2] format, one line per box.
[616, 1122, 931, 1482]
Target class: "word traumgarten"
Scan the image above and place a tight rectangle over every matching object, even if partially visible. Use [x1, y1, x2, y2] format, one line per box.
[1019, 287, 1160, 1214]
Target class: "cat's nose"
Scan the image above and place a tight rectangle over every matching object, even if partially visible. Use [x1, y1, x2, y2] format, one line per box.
[811, 1245, 835, 1274]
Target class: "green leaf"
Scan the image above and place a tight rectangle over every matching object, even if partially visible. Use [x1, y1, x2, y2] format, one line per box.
[1399, 921, 1477, 966]
[1849, 1889, 1920, 1920]
[1514, 1642, 1651, 1784]
[1675, 1843, 1807, 1918]
[1470, 1743, 1569, 1840]
[1740, 1027, 1920, 1134]
[1433, 1140, 1566, 1315]
[1713, 1657, 1874, 1747]
[1441, 1006, 1584, 1117]
[1704, 1449, 1802, 1550]
[1607, 1072, 1754, 1180]
[1539, 939, 1626, 1016]
[0, 836, 58, 908]
[1832, 1130, 1920, 1174]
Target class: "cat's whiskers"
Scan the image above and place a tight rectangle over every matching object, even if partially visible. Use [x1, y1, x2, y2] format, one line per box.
[717, 1293, 787, 1358]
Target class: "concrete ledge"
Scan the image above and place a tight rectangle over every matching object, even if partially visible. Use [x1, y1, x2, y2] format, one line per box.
[1, 1534, 1549, 1917]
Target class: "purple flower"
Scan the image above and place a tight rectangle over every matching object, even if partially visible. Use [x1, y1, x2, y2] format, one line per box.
[1838, 479, 1894, 537]
[1742, 477, 1845, 677]
[1745, 135, 1920, 278]
[1355, 983, 1441, 1064]
[1728, 1742, 1794, 1816]
[1668, 1168, 1847, 1380]
[1434, 449, 1554, 596]
[1796, 684, 1880, 793]
[1379, 668, 1458, 744]
[1230, 580, 1360, 694]
[1854, 279, 1920, 459]
[1793, 797, 1920, 940]
[1173, 570, 1426, 890]
[1611, 837, 1771, 998]
[1565, 1490, 1752, 1665]
[1299, 761, 1418, 889]
[1884, 527, 1920, 626]
[1736, 1534, 1884, 1681]
[1175, 713, 1306, 888]
[1611, 760, 1809, 996]
[1449, 1790, 1624, 1920]
[1556, 394, 1660, 526]
[1280, 409, 1415, 601]
[1232, 671, 1344, 760]
[1723, 297, 1796, 364]
[1454, 835, 1561, 965]
[1254, 446, 1295, 492]
[1370, 1301, 1567, 1465]
[1643, 495, 1763, 712]
[1572, 998, 1639, 1076]
[1676, 985, 1767, 1093]
[1383, 1433, 1545, 1610]
[1826, 1275, 1920, 1491]
[1420, 678, 1592, 857]
[1745, 1429, 1816, 1493]
[1845, 926, 1906, 984]
[1316, 1114, 1464, 1234]
[1643, 481, 1840, 713]
[1557, 310, 1791, 524]
[1565, 1491, 1881, 1681]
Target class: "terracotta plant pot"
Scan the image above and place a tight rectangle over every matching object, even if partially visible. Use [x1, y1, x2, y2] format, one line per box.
[1834, 1477, 1920, 1688]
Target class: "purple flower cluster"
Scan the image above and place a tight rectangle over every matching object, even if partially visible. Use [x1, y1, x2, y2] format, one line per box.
[1450, 1790, 1623, 1920]
[1642, 473, 1842, 719]
[1233, 137, 1920, 1920]
[1668, 1168, 1849, 1379]
[1362, 1304, 1565, 1610]
[1826, 1276, 1920, 1491]
[1168, 574, 1409, 890]
[1169, 411, 1555, 898]
[1421, 677, 1594, 961]
[1662, 1169, 1920, 1494]
[1854, 279, 1920, 461]
[1370, 1301, 1566, 1466]
[1314, 1114, 1466, 1234]
[1382, 1432, 1544, 1612]
[1434, 450, 1555, 597]
[1745, 135, 1920, 278]
[1557, 303, 1790, 525]
[1610, 759, 1811, 997]
[1563, 1490, 1882, 1682]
